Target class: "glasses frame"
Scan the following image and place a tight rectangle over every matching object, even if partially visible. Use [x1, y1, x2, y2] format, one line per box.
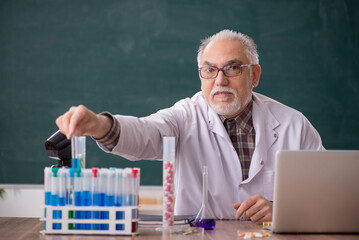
[198, 63, 256, 79]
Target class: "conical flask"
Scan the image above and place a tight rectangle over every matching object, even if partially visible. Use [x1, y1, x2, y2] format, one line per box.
[194, 166, 216, 230]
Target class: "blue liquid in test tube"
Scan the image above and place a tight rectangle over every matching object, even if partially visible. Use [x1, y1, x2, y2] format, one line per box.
[51, 168, 61, 230]
[71, 132, 86, 230]
[58, 168, 67, 207]
[91, 168, 100, 230]
[44, 168, 52, 206]
[115, 168, 124, 220]
[71, 131, 86, 169]
[115, 168, 123, 207]
[98, 168, 109, 230]
[67, 168, 75, 230]
[82, 169, 92, 230]
[106, 168, 116, 207]
[74, 168, 83, 230]
[44, 167, 52, 230]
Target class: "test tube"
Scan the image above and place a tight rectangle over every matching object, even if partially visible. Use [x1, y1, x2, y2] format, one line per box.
[132, 168, 140, 206]
[58, 168, 67, 207]
[98, 168, 108, 207]
[162, 137, 175, 228]
[91, 168, 100, 230]
[56, 168, 66, 230]
[44, 167, 52, 206]
[115, 168, 124, 221]
[114, 168, 123, 207]
[51, 167, 61, 230]
[68, 168, 75, 230]
[123, 168, 132, 206]
[132, 168, 140, 220]
[99, 168, 109, 230]
[73, 168, 82, 230]
[71, 132, 86, 168]
[44, 167, 52, 230]
[82, 169, 92, 230]
[106, 168, 116, 207]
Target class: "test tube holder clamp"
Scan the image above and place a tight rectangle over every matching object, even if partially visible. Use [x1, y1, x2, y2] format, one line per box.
[41, 206, 139, 235]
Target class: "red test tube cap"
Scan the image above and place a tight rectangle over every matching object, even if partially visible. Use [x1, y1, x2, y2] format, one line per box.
[92, 168, 98, 177]
[132, 168, 138, 178]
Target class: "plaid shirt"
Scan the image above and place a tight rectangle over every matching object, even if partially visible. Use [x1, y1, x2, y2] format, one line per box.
[220, 100, 255, 181]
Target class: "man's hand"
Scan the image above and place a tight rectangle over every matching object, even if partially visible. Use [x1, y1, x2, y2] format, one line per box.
[56, 105, 112, 139]
[233, 194, 273, 224]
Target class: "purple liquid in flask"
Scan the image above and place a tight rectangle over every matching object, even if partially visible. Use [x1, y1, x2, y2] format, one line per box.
[194, 166, 216, 230]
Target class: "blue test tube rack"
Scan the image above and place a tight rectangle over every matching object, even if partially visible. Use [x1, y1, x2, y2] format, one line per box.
[41, 167, 140, 236]
[41, 205, 139, 235]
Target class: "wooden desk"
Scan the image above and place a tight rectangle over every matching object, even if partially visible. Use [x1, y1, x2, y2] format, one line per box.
[1, 217, 358, 240]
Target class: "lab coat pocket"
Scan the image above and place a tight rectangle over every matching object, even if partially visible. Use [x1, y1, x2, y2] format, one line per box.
[262, 171, 275, 201]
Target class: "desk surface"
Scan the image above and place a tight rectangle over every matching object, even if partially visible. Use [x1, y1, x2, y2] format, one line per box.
[1, 217, 359, 240]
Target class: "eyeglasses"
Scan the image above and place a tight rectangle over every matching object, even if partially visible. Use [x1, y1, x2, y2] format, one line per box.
[199, 64, 255, 79]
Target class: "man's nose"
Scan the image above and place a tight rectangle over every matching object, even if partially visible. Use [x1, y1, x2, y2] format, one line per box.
[215, 70, 229, 86]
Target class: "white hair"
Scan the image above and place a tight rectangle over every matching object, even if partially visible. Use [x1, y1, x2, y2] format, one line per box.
[197, 29, 259, 66]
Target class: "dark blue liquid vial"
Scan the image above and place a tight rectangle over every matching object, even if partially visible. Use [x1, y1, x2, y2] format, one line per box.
[72, 158, 80, 168]
[194, 218, 216, 230]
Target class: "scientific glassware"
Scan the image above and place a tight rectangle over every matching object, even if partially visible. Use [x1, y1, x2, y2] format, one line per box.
[162, 137, 175, 228]
[71, 131, 86, 168]
[194, 166, 216, 230]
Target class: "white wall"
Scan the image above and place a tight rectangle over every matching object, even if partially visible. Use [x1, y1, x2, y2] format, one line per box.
[0, 185, 44, 217]
[0, 184, 162, 217]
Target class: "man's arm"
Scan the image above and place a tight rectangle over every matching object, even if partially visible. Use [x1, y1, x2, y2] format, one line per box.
[56, 105, 113, 139]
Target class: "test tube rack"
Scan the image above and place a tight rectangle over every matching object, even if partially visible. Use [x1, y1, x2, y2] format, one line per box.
[41, 205, 139, 235]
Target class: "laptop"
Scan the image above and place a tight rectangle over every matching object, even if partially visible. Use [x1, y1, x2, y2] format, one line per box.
[272, 150, 359, 233]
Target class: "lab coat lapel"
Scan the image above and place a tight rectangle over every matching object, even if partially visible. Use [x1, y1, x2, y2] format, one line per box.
[205, 93, 280, 183]
[207, 106, 230, 140]
[246, 93, 279, 182]
[207, 104, 243, 180]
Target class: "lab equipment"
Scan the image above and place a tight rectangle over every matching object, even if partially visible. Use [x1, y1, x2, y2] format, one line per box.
[42, 167, 141, 235]
[162, 137, 175, 228]
[44, 167, 52, 229]
[194, 166, 216, 230]
[51, 167, 61, 230]
[106, 168, 116, 207]
[91, 168, 100, 230]
[99, 168, 109, 229]
[82, 169, 92, 229]
[71, 131, 86, 168]
[123, 168, 132, 206]
[44, 167, 52, 206]
[68, 168, 75, 230]
[132, 168, 140, 206]
[114, 168, 123, 207]
[58, 168, 67, 207]
[73, 168, 83, 229]
[45, 130, 71, 167]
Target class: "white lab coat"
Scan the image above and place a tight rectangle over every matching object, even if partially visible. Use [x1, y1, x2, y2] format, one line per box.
[99, 91, 324, 219]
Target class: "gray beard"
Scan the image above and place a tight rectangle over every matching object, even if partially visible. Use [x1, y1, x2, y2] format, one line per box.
[209, 87, 242, 116]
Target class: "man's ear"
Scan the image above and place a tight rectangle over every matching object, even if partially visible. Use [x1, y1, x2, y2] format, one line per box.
[252, 64, 261, 87]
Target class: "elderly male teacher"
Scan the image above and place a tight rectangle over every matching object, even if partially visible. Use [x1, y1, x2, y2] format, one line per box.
[56, 29, 324, 224]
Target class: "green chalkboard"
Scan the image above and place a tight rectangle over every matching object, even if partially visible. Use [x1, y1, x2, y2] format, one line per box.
[1, 0, 358, 185]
